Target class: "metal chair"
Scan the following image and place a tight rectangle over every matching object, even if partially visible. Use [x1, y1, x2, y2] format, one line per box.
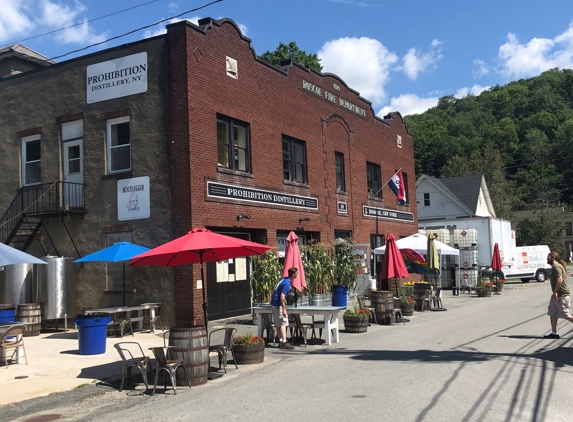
[0, 325, 27, 369]
[148, 345, 190, 395]
[208, 328, 238, 373]
[114, 342, 152, 391]
[141, 304, 163, 333]
[260, 313, 276, 344]
[110, 311, 134, 338]
[357, 296, 377, 325]
[288, 314, 312, 347]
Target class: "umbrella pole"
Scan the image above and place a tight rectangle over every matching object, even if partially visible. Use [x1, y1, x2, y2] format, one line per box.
[122, 263, 126, 307]
[199, 254, 212, 380]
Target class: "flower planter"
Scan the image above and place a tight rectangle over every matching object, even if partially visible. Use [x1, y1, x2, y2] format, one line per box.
[496, 283, 504, 293]
[233, 342, 265, 364]
[343, 315, 369, 333]
[400, 302, 414, 316]
[476, 287, 492, 297]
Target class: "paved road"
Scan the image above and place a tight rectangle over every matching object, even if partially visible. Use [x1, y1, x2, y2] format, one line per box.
[3, 280, 573, 422]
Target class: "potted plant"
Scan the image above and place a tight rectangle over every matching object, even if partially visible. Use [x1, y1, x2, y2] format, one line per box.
[494, 278, 505, 293]
[343, 301, 369, 333]
[400, 289, 415, 316]
[232, 333, 265, 364]
[251, 251, 282, 304]
[476, 279, 493, 297]
[302, 242, 334, 306]
[333, 239, 357, 303]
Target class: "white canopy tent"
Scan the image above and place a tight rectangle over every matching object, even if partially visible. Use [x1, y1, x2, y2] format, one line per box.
[373, 233, 459, 256]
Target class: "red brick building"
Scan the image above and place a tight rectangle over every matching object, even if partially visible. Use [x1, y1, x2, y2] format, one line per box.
[0, 18, 416, 326]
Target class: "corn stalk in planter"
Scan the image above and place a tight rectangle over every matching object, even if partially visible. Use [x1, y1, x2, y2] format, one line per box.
[251, 251, 282, 304]
[302, 242, 334, 296]
[334, 239, 358, 297]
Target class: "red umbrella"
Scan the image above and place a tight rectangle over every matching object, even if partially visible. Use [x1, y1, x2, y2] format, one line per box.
[491, 243, 502, 271]
[282, 231, 306, 291]
[380, 233, 409, 294]
[130, 228, 273, 330]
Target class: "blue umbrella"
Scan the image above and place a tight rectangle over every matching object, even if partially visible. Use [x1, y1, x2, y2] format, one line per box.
[75, 242, 150, 306]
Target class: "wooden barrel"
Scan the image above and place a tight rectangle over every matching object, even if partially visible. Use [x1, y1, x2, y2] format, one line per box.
[343, 316, 368, 333]
[233, 343, 265, 364]
[16, 303, 41, 337]
[169, 326, 209, 386]
[371, 291, 393, 325]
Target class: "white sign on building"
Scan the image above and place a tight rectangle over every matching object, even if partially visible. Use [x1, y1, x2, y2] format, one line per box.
[117, 176, 150, 221]
[86, 52, 148, 104]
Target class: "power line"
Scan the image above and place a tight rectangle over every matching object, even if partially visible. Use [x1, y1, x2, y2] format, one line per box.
[0, 0, 161, 49]
[48, 0, 224, 62]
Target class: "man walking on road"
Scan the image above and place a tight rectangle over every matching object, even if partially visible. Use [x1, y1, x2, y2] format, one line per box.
[544, 251, 572, 339]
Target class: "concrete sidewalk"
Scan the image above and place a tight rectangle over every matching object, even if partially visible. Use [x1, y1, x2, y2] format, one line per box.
[0, 318, 269, 407]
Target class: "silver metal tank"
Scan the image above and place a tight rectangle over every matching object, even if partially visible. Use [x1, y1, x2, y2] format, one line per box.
[0, 263, 37, 305]
[38, 256, 77, 320]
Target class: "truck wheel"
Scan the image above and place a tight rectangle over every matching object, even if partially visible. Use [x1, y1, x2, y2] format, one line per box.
[521, 278, 531, 283]
[536, 271, 547, 283]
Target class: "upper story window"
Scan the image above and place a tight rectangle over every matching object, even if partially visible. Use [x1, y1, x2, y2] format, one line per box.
[566, 222, 572, 237]
[335, 152, 346, 192]
[367, 161, 381, 198]
[283, 135, 307, 184]
[217, 115, 250, 172]
[22, 135, 41, 186]
[424, 192, 431, 206]
[107, 117, 131, 173]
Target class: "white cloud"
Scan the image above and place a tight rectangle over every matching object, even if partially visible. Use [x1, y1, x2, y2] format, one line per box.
[401, 39, 442, 80]
[455, 84, 490, 98]
[498, 22, 573, 79]
[143, 17, 248, 39]
[168, 2, 179, 12]
[0, 0, 34, 42]
[377, 93, 439, 117]
[473, 59, 489, 77]
[318, 37, 398, 106]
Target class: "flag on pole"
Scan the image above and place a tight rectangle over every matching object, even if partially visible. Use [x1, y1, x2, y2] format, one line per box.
[388, 170, 405, 204]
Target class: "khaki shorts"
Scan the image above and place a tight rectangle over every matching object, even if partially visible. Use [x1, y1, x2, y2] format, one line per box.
[547, 296, 571, 319]
[271, 306, 288, 327]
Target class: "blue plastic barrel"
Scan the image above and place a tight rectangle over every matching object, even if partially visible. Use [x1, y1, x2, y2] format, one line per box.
[74, 313, 112, 355]
[332, 285, 348, 307]
[0, 305, 16, 323]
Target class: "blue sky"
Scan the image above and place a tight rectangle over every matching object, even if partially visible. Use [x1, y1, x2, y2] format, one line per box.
[2, 0, 573, 117]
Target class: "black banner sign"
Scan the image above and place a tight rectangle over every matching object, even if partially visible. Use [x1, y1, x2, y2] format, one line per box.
[362, 206, 413, 222]
[207, 182, 318, 210]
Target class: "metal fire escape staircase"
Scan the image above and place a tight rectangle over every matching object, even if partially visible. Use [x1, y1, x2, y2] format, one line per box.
[0, 182, 87, 253]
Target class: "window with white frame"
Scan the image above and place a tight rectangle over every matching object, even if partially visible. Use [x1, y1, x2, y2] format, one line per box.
[22, 135, 41, 185]
[107, 116, 131, 173]
[217, 115, 250, 172]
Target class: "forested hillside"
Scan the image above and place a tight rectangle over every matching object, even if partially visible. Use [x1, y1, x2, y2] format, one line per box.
[404, 68, 573, 223]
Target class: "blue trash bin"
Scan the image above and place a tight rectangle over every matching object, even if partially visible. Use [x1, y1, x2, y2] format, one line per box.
[74, 312, 112, 355]
[332, 285, 348, 307]
[0, 305, 16, 323]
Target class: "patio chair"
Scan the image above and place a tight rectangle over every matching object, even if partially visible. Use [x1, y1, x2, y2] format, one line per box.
[110, 311, 134, 338]
[423, 290, 433, 312]
[141, 304, 163, 333]
[208, 328, 238, 373]
[0, 325, 27, 368]
[288, 314, 312, 347]
[114, 342, 152, 391]
[148, 345, 190, 395]
[311, 314, 336, 342]
[260, 313, 276, 344]
[357, 296, 377, 325]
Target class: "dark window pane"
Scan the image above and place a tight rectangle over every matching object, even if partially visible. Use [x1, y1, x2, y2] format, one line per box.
[26, 139, 41, 161]
[25, 162, 41, 184]
[111, 122, 130, 146]
[111, 145, 130, 171]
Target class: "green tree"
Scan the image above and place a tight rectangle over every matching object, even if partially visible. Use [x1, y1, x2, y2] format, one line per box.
[258, 41, 323, 71]
[515, 211, 564, 252]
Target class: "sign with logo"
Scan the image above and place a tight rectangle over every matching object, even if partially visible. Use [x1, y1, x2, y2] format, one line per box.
[338, 201, 347, 214]
[276, 234, 306, 256]
[117, 176, 150, 221]
[207, 181, 318, 210]
[362, 206, 414, 222]
[86, 52, 148, 104]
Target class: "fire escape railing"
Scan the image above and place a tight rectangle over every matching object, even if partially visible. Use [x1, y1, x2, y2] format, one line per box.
[0, 181, 86, 245]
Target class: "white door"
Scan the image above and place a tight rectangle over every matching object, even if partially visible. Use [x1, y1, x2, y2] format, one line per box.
[63, 139, 83, 208]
